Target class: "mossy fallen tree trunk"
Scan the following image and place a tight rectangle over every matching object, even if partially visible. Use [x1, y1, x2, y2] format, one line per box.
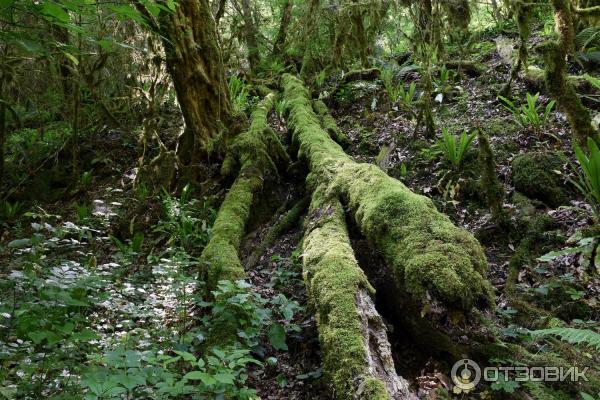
[198, 93, 289, 290]
[282, 73, 492, 312]
[303, 179, 411, 399]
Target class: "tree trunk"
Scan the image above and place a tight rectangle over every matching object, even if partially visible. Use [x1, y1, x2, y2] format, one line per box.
[157, 0, 233, 163]
[300, 0, 321, 78]
[302, 182, 412, 399]
[241, 0, 260, 73]
[350, 1, 370, 68]
[214, 0, 227, 26]
[199, 93, 289, 291]
[272, 0, 293, 58]
[543, 0, 597, 145]
[500, 1, 532, 96]
[283, 74, 491, 311]
[0, 101, 5, 187]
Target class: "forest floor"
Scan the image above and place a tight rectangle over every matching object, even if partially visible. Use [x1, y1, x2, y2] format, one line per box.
[1, 32, 599, 399]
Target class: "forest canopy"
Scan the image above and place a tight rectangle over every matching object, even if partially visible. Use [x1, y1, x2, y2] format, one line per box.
[0, 0, 600, 399]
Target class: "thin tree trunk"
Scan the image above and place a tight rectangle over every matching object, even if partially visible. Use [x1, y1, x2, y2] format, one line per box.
[272, 0, 293, 58]
[350, 1, 369, 68]
[0, 100, 5, 186]
[544, 0, 597, 145]
[241, 0, 260, 73]
[214, 0, 227, 26]
[300, 0, 320, 78]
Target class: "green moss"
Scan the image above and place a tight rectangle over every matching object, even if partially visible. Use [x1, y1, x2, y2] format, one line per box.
[312, 99, 350, 147]
[246, 196, 309, 268]
[283, 73, 491, 311]
[477, 131, 508, 228]
[512, 152, 569, 208]
[356, 377, 389, 399]
[199, 93, 288, 290]
[303, 180, 391, 399]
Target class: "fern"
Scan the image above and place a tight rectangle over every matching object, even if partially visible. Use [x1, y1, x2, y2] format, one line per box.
[529, 327, 600, 351]
[575, 26, 600, 52]
[436, 128, 476, 169]
[573, 137, 600, 217]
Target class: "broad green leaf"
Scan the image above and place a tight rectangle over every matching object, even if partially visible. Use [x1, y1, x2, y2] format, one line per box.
[173, 350, 196, 363]
[214, 373, 235, 385]
[41, 2, 70, 23]
[267, 323, 288, 350]
[63, 51, 79, 65]
[28, 331, 47, 344]
[183, 371, 217, 386]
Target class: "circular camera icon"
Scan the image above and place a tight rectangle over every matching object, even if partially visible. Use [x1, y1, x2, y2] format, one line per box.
[451, 358, 481, 391]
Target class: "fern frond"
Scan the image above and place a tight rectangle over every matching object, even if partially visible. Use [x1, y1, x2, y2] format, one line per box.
[529, 327, 600, 351]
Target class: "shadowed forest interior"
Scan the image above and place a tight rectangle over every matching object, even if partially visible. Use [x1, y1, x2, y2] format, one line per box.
[1, 0, 600, 399]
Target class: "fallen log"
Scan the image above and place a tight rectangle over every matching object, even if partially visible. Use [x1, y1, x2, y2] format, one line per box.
[282, 73, 492, 312]
[303, 179, 411, 399]
[199, 93, 289, 290]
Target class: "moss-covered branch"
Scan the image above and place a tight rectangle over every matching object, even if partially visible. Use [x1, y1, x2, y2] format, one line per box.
[303, 178, 411, 399]
[283, 73, 491, 311]
[312, 99, 350, 147]
[199, 93, 289, 290]
[541, 0, 598, 145]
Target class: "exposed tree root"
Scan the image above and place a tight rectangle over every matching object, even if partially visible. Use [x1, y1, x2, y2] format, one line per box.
[198, 93, 289, 290]
[282, 73, 492, 312]
[246, 195, 310, 269]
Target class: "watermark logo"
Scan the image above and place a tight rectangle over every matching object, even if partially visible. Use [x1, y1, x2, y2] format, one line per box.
[450, 358, 590, 393]
[451, 359, 481, 392]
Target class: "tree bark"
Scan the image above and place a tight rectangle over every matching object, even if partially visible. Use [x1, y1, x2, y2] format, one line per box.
[0, 100, 5, 187]
[272, 0, 293, 58]
[300, 0, 321, 78]
[214, 0, 227, 25]
[543, 0, 597, 145]
[156, 0, 233, 163]
[283, 74, 491, 312]
[241, 0, 260, 73]
[350, 1, 370, 68]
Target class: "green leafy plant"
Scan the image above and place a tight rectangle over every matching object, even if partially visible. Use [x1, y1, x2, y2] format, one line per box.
[498, 92, 555, 131]
[275, 97, 287, 120]
[573, 137, 600, 217]
[228, 75, 249, 114]
[432, 65, 455, 103]
[381, 68, 417, 118]
[436, 128, 476, 169]
[155, 184, 214, 251]
[79, 170, 93, 189]
[315, 69, 328, 87]
[528, 327, 600, 351]
[110, 232, 144, 264]
[1, 200, 23, 221]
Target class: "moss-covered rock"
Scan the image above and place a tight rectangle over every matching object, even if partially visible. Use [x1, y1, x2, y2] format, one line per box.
[511, 152, 569, 208]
